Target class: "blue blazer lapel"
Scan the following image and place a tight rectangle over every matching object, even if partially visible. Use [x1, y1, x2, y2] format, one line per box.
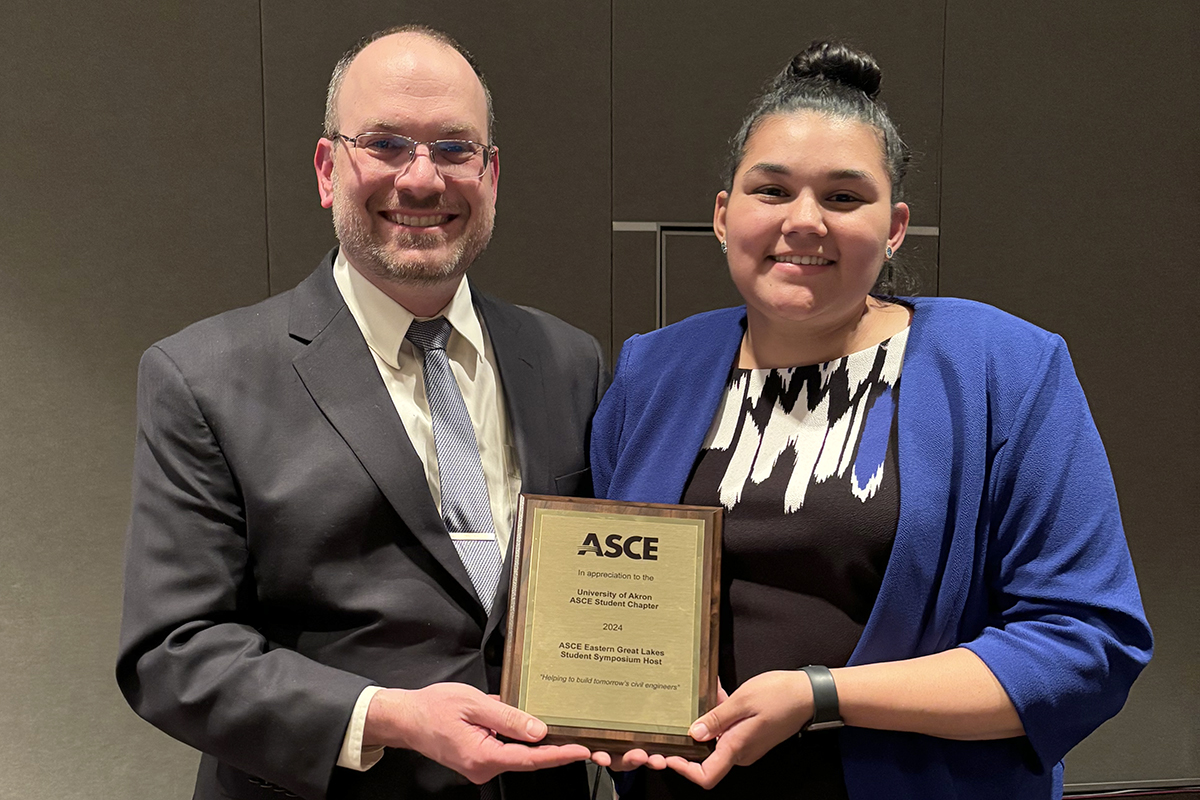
[605, 307, 746, 504]
[287, 261, 483, 613]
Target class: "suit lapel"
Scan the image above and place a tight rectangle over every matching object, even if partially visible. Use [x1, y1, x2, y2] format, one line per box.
[475, 291, 551, 494]
[288, 261, 482, 609]
[473, 290, 550, 635]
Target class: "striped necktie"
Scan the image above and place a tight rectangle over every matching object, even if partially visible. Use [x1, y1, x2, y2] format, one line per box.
[406, 317, 504, 609]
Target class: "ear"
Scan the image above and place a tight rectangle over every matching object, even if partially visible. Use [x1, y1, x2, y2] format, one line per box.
[315, 138, 336, 209]
[888, 201, 910, 254]
[488, 145, 500, 202]
[713, 191, 730, 246]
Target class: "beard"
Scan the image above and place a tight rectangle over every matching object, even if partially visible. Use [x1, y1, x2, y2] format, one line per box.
[330, 171, 495, 287]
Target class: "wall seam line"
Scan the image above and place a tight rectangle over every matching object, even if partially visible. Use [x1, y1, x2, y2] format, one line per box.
[609, 0, 615, 357]
[259, 0, 272, 297]
[937, 0, 949, 298]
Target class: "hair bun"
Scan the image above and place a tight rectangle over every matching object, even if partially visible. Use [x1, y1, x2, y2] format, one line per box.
[781, 41, 882, 99]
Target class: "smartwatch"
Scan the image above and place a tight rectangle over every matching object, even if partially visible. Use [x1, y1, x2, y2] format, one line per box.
[798, 665, 844, 733]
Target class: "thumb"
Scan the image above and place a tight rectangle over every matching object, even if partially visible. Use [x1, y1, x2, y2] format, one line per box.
[688, 696, 745, 742]
[469, 696, 549, 743]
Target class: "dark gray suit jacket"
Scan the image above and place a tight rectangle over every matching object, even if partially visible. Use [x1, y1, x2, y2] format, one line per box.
[117, 252, 608, 800]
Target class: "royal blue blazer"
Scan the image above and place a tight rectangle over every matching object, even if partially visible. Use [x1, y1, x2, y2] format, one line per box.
[591, 297, 1153, 800]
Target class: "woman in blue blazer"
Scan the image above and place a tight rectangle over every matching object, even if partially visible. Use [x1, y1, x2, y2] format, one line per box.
[589, 42, 1151, 800]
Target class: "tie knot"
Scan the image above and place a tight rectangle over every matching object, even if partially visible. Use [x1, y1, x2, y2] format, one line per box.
[406, 317, 453, 353]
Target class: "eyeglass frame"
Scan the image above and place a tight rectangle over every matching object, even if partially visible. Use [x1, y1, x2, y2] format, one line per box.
[331, 131, 497, 180]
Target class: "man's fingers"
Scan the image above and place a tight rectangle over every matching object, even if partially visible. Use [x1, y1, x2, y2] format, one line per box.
[589, 748, 648, 771]
[469, 696, 548, 743]
[485, 741, 591, 772]
[454, 744, 590, 785]
[384, 684, 590, 784]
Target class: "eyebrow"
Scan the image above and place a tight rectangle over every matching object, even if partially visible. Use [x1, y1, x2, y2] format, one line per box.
[361, 121, 482, 140]
[828, 168, 879, 186]
[744, 164, 879, 186]
[745, 162, 791, 177]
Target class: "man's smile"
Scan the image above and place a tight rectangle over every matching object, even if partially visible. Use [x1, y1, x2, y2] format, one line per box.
[380, 210, 457, 228]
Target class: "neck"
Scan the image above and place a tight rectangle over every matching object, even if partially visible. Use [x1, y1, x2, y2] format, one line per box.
[351, 263, 463, 318]
[740, 299, 909, 369]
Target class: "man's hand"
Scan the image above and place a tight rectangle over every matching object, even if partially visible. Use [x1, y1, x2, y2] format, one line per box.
[364, 683, 590, 784]
[588, 747, 662, 772]
[664, 671, 812, 790]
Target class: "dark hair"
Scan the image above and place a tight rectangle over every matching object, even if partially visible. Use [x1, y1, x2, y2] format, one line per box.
[323, 24, 495, 143]
[723, 41, 914, 296]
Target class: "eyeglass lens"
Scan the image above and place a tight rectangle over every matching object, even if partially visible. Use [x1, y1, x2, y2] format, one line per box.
[350, 133, 488, 178]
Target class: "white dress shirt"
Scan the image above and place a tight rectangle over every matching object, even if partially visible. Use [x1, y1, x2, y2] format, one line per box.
[330, 251, 522, 770]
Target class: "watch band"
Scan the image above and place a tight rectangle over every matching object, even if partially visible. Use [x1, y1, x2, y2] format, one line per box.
[798, 665, 844, 733]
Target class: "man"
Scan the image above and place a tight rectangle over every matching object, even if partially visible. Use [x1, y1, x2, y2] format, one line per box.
[117, 26, 606, 800]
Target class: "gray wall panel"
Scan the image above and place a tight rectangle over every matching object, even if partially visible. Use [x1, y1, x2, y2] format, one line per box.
[1, 2, 268, 797]
[612, 0, 945, 229]
[612, 230, 659, 358]
[261, 2, 612, 346]
[663, 231, 741, 326]
[940, 1, 1199, 786]
[897, 232, 939, 297]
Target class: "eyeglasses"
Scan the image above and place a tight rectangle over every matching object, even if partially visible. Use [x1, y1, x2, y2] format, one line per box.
[334, 132, 495, 179]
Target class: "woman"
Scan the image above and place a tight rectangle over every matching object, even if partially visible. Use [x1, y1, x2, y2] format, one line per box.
[589, 42, 1152, 799]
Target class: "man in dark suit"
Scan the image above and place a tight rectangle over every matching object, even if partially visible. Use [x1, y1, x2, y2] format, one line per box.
[117, 26, 605, 800]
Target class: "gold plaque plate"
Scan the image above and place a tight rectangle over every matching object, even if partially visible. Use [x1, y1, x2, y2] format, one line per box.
[501, 494, 722, 759]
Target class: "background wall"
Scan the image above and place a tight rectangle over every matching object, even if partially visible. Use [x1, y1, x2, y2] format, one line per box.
[1, 1, 1195, 797]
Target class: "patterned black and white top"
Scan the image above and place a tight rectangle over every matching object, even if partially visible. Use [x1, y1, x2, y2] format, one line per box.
[697, 327, 908, 515]
[660, 329, 909, 799]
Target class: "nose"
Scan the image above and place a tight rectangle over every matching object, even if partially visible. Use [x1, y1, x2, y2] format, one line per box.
[782, 192, 827, 237]
[393, 144, 446, 198]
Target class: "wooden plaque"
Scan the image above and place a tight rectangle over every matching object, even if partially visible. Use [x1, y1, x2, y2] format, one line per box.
[500, 494, 722, 760]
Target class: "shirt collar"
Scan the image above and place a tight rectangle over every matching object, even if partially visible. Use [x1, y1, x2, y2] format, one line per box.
[332, 249, 485, 369]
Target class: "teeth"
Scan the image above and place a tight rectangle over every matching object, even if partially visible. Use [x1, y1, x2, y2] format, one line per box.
[389, 213, 451, 227]
[774, 255, 832, 266]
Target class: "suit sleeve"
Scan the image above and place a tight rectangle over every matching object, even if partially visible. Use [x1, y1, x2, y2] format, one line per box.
[961, 335, 1153, 768]
[116, 345, 372, 800]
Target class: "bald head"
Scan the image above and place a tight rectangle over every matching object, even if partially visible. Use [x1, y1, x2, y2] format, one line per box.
[324, 26, 494, 143]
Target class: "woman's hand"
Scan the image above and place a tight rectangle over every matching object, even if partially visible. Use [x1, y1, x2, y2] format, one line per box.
[590, 681, 729, 773]
[664, 671, 814, 789]
[602, 650, 1023, 789]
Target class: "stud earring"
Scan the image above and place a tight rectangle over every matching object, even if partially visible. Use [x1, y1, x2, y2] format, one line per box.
[720, 240, 728, 254]
[885, 245, 894, 259]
